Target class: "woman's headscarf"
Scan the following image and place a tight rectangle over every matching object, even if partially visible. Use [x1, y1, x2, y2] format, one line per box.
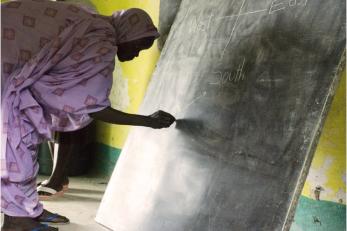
[112, 8, 160, 44]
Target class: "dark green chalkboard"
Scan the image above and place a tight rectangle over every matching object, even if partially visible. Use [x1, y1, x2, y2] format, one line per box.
[97, 0, 345, 230]
[157, 0, 182, 50]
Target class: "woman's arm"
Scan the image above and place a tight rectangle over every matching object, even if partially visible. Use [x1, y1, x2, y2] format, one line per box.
[89, 107, 175, 129]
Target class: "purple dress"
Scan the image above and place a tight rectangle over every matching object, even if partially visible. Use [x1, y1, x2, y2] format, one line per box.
[1, 0, 116, 217]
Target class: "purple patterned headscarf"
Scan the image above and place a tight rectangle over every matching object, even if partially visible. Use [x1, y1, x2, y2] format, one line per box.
[112, 8, 160, 44]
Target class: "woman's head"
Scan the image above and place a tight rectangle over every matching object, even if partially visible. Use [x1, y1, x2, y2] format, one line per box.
[112, 8, 160, 61]
[116, 36, 156, 62]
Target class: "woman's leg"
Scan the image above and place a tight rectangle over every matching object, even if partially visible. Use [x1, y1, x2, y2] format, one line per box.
[39, 132, 73, 195]
[1, 143, 65, 230]
[2, 214, 59, 230]
[2, 209, 69, 230]
[47, 140, 69, 187]
[39, 123, 94, 196]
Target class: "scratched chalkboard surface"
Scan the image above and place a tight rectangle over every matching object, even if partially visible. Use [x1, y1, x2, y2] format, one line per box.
[96, 0, 345, 230]
[157, 0, 182, 50]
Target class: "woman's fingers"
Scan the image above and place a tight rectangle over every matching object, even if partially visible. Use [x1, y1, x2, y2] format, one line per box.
[159, 114, 175, 124]
[149, 110, 176, 129]
[156, 119, 173, 128]
[158, 111, 176, 122]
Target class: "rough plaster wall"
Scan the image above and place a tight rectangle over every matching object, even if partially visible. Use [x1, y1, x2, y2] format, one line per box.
[302, 71, 346, 204]
[290, 71, 346, 231]
[109, 61, 130, 111]
[56, 0, 96, 11]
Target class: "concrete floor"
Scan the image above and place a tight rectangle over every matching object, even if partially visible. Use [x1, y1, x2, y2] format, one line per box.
[38, 175, 111, 231]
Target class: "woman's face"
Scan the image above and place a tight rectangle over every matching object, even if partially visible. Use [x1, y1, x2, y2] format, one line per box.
[117, 37, 155, 62]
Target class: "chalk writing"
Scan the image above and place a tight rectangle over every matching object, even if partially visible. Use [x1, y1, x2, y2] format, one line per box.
[187, 91, 207, 108]
[289, 0, 309, 6]
[235, 57, 246, 82]
[240, 8, 268, 16]
[269, 0, 308, 14]
[177, 91, 207, 114]
[191, 13, 213, 33]
[269, 0, 286, 14]
[182, 0, 309, 59]
[221, 0, 246, 59]
[209, 57, 246, 85]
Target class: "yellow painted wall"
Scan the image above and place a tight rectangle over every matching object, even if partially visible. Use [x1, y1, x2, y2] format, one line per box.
[302, 69, 346, 204]
[90, 0, 161, 149]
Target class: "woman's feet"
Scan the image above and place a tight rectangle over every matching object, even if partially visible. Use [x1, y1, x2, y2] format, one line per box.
[35, 209, 69, 224]
[37, 177, 69, 200]
[37, 184, 65, 201]
[37, 178, 69, 191]
[2, 214, 59, 231]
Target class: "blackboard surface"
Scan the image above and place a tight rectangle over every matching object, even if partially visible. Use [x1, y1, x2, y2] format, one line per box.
[157, 0, 182, 50]
[96, 0, 345, 230]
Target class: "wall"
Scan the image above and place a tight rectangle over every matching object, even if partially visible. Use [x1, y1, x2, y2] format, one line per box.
[291, 70, 346, 231]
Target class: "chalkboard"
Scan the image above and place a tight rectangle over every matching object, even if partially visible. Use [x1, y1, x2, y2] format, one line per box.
[96, 0, 345, 230]
[157, 0, 182, 50]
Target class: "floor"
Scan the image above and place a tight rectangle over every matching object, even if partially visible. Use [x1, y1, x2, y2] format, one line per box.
[38, 175, 111, 231]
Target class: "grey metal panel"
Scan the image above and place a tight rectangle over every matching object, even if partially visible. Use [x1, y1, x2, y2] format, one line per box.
[96, 0, 345, 230]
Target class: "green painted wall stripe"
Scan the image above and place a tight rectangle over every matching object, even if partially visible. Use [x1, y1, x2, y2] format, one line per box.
[92, 143, 122, 176]
[291, 196, 346, 231]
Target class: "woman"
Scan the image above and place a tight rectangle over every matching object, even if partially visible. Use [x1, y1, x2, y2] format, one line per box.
[1, 1, 175, 230]
[35, 0, 105, 202]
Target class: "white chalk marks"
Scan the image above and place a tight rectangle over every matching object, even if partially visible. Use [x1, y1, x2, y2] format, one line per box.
[209, 57, 247, 85]
[269, 0, 308, 14]
[184, 0, 310, 59]
[184, 91, 207, 110]
[220, 0, 309, 58]
[221, 0, 247, 59]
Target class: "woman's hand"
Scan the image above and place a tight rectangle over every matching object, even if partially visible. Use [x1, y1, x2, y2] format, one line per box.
[147, 110, 176, 129]
[90, 107, 175, 128]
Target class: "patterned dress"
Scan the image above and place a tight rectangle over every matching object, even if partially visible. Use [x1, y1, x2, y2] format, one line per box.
[1, 0, 116, 217]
